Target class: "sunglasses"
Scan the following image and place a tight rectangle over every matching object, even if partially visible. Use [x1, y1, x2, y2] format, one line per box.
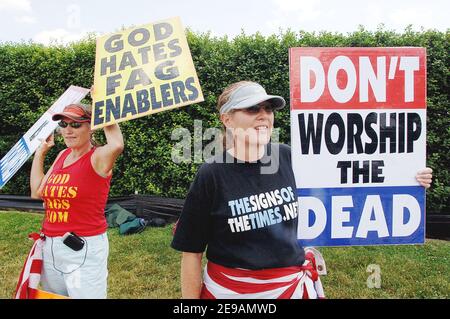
[241, 104, 275, 114]
[58, 121, 83, 128]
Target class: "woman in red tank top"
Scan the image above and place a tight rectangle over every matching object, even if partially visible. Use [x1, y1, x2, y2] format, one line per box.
[30, 100, 124, 299]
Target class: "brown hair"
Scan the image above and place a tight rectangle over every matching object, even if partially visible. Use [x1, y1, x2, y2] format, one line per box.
[217, 81, 256, 149]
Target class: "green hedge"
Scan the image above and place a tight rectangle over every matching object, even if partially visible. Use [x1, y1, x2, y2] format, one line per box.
[1, 27, 449, 213]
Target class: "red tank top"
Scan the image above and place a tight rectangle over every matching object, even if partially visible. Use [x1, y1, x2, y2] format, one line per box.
[41, 147, 111, 237]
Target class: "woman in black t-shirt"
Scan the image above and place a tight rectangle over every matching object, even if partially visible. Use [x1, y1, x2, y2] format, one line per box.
[172, 81, 326, 299]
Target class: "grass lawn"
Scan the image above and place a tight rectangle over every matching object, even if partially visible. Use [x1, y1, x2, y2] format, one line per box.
[1, 211, 449, 299]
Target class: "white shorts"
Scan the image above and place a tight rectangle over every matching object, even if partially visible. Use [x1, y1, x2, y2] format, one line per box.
[41, 232, 109, 299]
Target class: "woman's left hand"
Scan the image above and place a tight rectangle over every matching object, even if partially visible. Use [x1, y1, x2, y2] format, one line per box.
[416, 167, 433, 188]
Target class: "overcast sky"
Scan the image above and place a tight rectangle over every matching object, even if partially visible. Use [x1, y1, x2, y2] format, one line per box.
[0, 0, 448, 45]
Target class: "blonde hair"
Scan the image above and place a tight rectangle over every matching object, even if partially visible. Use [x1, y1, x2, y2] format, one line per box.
[217, 81, 257, 149]
[64, 103, 92, 118]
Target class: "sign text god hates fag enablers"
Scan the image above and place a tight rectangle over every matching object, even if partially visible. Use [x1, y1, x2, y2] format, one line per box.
[92, 17, 203, 129]
[289, 48, 426, 246]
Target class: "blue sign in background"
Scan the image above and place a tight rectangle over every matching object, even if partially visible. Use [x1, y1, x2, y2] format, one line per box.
[0, 138, 30, 189]
[297, 186, 425, 246]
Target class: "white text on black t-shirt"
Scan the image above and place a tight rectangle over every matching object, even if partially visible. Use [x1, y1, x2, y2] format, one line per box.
[227, 187, 298, 233]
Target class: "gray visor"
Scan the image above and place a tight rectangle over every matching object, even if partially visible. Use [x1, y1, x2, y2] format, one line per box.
[220, 83, 286, 114]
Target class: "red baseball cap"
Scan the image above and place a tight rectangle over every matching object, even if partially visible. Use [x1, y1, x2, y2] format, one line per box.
[52, 104, 91, 122]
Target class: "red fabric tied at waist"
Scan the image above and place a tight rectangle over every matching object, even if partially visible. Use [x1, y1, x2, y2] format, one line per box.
[201, 254, 325, 299]
[14, 233, 44, 299]
[304, 251, 319, 282]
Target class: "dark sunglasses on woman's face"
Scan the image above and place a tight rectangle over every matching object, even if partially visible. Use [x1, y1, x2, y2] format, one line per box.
[58, 121, 83, 128]
[242, 104, 274, 114]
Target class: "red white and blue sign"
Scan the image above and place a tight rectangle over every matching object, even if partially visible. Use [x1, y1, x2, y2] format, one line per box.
[289, 48, 426, 246]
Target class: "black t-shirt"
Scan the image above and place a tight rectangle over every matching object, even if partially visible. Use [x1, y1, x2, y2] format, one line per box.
[171, 143, 305, 270]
